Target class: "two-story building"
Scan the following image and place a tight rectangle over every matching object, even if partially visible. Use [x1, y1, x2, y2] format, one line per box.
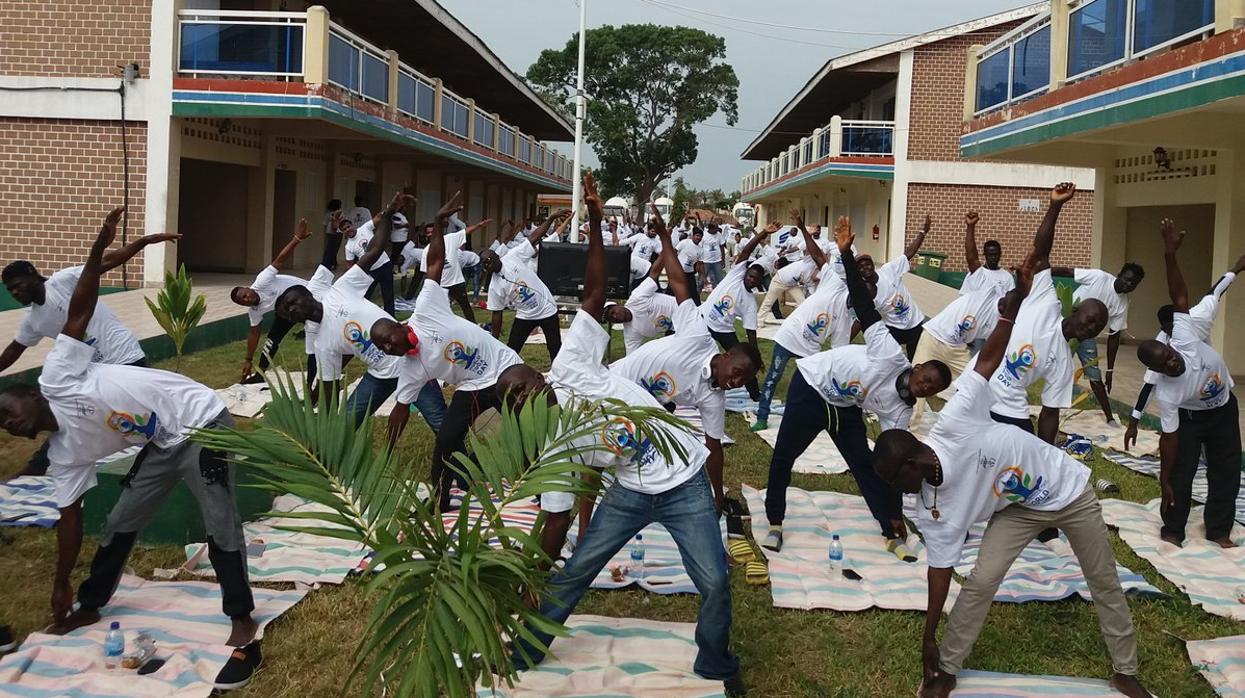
[0, 0, 573, 288]
[740, 4, 1094, 280]
[960, 0, 1244, 365]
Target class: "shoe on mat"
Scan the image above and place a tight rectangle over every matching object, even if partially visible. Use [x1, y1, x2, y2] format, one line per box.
[749, 420, 768, 432]
[760, 528, 783, 552]
[886, 538, 918, 563]
[0, 626, 16, 654]
[214, 641, 262, 691]
[724, 673, 748, 696]
[727, 539, 756, 564]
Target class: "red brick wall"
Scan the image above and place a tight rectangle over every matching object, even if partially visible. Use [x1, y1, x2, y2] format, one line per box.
[0, 118, 148, 287]
[0, 0, 151, 77]
[904, 182, 1093, 272]
[907, 21, 1023, 162]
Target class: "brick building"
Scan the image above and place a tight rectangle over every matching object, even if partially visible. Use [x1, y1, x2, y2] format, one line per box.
[0, 0, 573, 290]
[739, 4, 1094, 279]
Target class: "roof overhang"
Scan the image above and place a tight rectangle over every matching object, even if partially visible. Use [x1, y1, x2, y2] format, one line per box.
[319, 0, 573, 141]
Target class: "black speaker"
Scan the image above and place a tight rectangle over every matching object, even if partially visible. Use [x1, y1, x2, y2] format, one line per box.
[537, 242, 633, 299]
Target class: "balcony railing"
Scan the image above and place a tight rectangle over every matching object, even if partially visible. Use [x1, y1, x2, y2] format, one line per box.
[742, 115, 895, 193]
[974, 13, 1052, 114]
[174, 9, 570, 183]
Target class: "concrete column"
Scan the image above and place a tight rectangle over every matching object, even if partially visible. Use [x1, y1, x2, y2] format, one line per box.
[828, 115, 844, 158]
[305, 6, 331, 85]
[1091, 162, 1125, 273]
[491, 113, 500, 152]
[964, 44, 983, 119]
[433, 78, 444, 131]
[465, 98, 476, 142]
[385, 49, 400, 111]
[1049, 0, 1071, 88]
[1216, 0, 1245, 33]
[144, 0, 181, 286]
[245, 135, 278, 273]
[888, 49, 916, 260]
[1211, 148, 1245, 365]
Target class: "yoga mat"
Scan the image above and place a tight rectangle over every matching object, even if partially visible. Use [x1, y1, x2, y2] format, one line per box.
[476, 615, 725, 698]
[580, 515, 728, 595]
[1102, 451, 1245, 525]
[1187, 634, 1245, 698]
[184, 494, 369, 585]
[742, 414, 854, 475]
[673, 406, 734, 446]
[1101, 498, 1245, 621]
[1057, 409, 1160, 456]
[0, 574, 306, 698]
[951, 670, 1129, 696]
[216, 369, 307, 419]
[0, 477, 59, 528]
[722, 387, 783, 416]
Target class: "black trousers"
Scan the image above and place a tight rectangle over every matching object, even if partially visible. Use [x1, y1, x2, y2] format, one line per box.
[709, 329, 759, 398]
[446, 282, 476, 323]
[322, 233, 344, 272]
[764, 372, 902, 537]
[507, 312, 562, 361]
[365, 260, 396, 316]
[1166, 394, 1242, 541]
[431, 388, 503, 509]
[887, 323, 925, 361]
[256, 314, 296, 373]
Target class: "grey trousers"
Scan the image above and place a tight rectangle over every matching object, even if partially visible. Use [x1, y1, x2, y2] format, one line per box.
[940, 487, 1139, 676]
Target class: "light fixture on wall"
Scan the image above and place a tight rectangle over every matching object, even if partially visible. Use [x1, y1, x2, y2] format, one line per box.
[216, 119, 233, 135]
[1153, 147, 1172, 172]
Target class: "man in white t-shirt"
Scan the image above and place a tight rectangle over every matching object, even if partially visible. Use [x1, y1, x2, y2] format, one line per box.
[699, 223, 726, 287]
[675, 227, 705, 302]
[1136, 218, 1241, 548]
[417, 218, 490, 323]
[346, 195, 372, 230]
[230, 219, 312, 383]
[606, 254, 681, 354]
[760, 223, 951, 555]
[481, 211, 566, 362]
[700, 225, 775, 400]
[910, 288, 1006, 424]
[871, 252, 1147, 698]
[867, 215, 930, 360]
[501, 175, 742, 693]
[341, 210, 398, 316]
[0, 208, 264, 689]
[628, 223, 663, 264]
[958, 211, 1015, 298]
[1050, 261, 1145, 428]
[760, 245, 814, 323]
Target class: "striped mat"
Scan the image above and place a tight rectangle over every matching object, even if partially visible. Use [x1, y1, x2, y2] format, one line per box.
[952, 670, 1129, 696]
[580, 513, 727, 595]
[0, 574, 306, 698]
[743, 414, 857, 475]
[1102, 451, 1245, 524]
[722, 387, 783, 415]
[216, 370, 307, 419]
[184, 494, 369, 585]
[1187, 634, 1245, 698]
[673, 406, 734, 445]
[0, 477, 58, 528]
[1101, 497, 1245, 621]
[476, 615, 725, 698]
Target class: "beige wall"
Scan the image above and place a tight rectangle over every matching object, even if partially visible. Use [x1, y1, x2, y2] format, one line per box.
[1123, 204, 1215, 339]
[178, 158, 249, 272]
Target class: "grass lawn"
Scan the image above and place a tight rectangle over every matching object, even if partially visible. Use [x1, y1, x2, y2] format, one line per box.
[0, 311, 1236, 697]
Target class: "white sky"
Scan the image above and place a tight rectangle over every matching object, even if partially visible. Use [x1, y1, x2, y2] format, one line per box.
[440, 0, 1029, 193]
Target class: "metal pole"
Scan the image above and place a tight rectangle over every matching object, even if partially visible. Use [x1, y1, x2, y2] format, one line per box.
[569, 0, 587, 242]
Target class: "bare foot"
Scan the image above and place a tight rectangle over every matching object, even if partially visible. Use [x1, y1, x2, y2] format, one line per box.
[47, 608, 100, 636]
[1111, 672, 1150, 698]
[1159, 532, 1183, 547]
[226, 616, 258, 647]
[1211, 536, 1238, 549]
[919, 675, 956, 698]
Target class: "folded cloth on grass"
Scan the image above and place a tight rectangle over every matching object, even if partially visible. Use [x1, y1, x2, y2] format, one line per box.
[184, 494, 369, 585]
[1101, 498, 1245, 621]
[1026, 407, 1159, 456]
[951, 670, 1130, 696]
[216, 370, 307, 419]
[476, 615, 725, 698]
[1102, 451, 1245, 525]
[742, 486, 934, 611]
[673, 406, 734, 445]
[0, 574, 306, 698]
[0, 476, 59, 528]
[742, 414, 854, 475]
[722, 387, 783, 416]
[578, 515, 727, 595]
[1187, 634, 1245, 698]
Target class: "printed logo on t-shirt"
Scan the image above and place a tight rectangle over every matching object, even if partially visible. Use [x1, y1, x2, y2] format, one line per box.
[1003, 343, 1037, 381]
[955, 315, 977, 342]
[654, 315, 674, 332]
[106, 410, 158, 440]
[1201, 372, 1226, 402]
[640, 371, 677, 401]
[443, 340, 487, 376]
[84, 334, 105, 362]
[888, 294, 911, 319]
[830, 377, 866, 401]
[712, 295, 735, 318]
[992, 465, 1051, 505]
[601, 416, 657, 466]
[803, 312, 830, 340]
[344, 320, 386, 364]
[511, 281, 537, 308]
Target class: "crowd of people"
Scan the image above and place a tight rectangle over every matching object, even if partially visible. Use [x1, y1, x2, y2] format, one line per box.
[0, 168, 1240, 696]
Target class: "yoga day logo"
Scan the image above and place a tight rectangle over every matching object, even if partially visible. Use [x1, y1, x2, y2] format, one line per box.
[889, 293, 910, 319]
[713, 294, 735, 318]
[512, 281, 537, 306]
[655, 314, 674, 332]
[804, 312, 830, 339]
[641, 371, 677, 401]
[955, 314, 977, 340]
[1201, 372, 1226, 402]
[106, 410, 158, 440]
[601, 416, 656, 465]
[343, 320, 373, 353]
[992, 465, 1050, 505]
[444, 340, 486, 374]
[1004, 343, 1037, 380]
[830, 377, 866, 401]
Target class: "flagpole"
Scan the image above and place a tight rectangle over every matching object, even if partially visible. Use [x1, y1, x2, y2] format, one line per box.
[569, 0, 587, 242]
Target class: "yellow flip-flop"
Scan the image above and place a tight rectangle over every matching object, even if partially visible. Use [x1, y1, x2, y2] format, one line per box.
[744, 559, 769, 586]
[728, 539, 756, 565]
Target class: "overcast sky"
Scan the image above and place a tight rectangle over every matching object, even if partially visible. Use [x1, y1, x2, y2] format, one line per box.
[441, 0, 1029, 194]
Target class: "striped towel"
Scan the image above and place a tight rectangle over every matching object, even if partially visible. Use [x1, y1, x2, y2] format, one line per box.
[1187, 634, 1245, 698]
[184, 494, 369, 585]
[953, 670, 1129, 696]
[442, 487, 541, 546]
[0, 477, 59, 527]
[743, 415, 856, 475]
[1101, 498, 1245, 621]
[0, 574, 306, 698]
[673, 406, 734, 445]
[476, 615, 725, 698]
[1103, 451, 1245, 524]
[722, 387, 783, 415]
[581, 514, 727, 595]
[743, 486, 935, 611]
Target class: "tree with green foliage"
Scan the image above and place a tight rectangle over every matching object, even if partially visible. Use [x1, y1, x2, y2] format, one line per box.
[527, 24, 739, 207]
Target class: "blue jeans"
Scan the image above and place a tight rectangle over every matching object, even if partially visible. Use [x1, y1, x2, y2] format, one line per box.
[704, 260, 724, 286]
[346, 373, 446, 430]
[513, 468, 738, 681]
[1076, 336, 1102, 381]
[756, 342, 796, 423]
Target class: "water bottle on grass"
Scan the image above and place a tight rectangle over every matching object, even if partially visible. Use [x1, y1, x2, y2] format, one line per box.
[104, 621, 124, 669]
[828, 534, 844, 574]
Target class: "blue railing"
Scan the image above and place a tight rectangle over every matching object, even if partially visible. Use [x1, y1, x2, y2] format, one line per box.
[841, 120, 895, 156]
[178, 11, 304, 77]
[396, 66, 436, 124]
[474, 109, 494, 147]
[441, 92, 469, 138]
[328, 25, 389, 104]
[498, 124, 515, 157]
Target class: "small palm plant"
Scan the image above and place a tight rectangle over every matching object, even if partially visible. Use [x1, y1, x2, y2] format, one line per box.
[194, 372, 691, 697]
[145, 263, 206, 372]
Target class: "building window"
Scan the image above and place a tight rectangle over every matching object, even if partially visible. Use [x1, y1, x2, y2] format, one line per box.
[976, 50, 1010, 112]
[1133, 0, 1213, 54]
[1068, 0, 1127, 79]
[1012, 24, 1051, 98]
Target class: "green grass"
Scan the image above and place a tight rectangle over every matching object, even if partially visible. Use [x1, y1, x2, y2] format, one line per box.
[0, 313, 1235, 697]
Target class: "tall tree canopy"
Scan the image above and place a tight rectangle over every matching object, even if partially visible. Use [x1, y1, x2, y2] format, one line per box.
[527, 24, 739, 207]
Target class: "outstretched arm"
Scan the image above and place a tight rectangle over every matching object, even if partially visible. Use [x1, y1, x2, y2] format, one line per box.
[64, 207, 123, 341]
[653, 204, 690, 303]
[426, 191, 464, 286]
[733, 221, 775, 265]
[973, 253, 1035, 379]
[1033, 183, 1076, 273]
[836, 218, 881, 331]
[357, 191, 410, 271]
[100, 231, 182, 273]
[268, 219, 311, 271]
[1160, 218, 1189, 312]
[792, 210, 828, 270]
[581, 174, 607, 320]
[527, 210, 570, 248]
[903, 215, 930, 261]
[963, 211, 981, 273]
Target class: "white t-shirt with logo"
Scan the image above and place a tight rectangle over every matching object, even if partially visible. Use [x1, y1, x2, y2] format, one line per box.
[316, 265, 403, 380]
[774, 257, 818, 287]
[701, 262, 759, 333]
[959, 266, 1014, 297]
[774, 265, 854, 357]
[980, 269, 1073, 419]
[343, 221, 392, 272]
[622, 278, 680, 353]
[39, 334, 226, 507]
[676, 238, 703, 272]
[419, 231, 467, 287]
[1154, 313, 1235, 432]
[302, 265, 334, 355]
[795, 322, 913, 431]
[14, 266, 144, 366]
[1073, 268, 1129, 333]
[486, 239, 557, 321]
[920, 370, 1091, 568]
[828, 244, 858, 279]
[874, 255, 925, 330]
[396, 281, 522, 403]
[611, 299, 725, 440]
[1142, 273, 1235, 386]
[246, 265, 304, 327]
[924, 289, 1001, 348]
[629, 234, 662, 262]
[346, 206, 372, 229]
[700, 231, 724, 264]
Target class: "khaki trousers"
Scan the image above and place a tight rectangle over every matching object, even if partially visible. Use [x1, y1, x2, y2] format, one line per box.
[940, 487, 1139, 676]
[760, 280, 805, 321]
[910, 332, 971, 420]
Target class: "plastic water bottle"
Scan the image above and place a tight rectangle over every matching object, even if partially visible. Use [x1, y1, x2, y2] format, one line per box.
[828, 534, 844, 574]
[630, 535, 646, 584]
[103, 621, 124, 669]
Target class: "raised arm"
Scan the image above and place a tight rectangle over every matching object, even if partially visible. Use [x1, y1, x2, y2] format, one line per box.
[581, 174, 608, 320]
[526, 209, 570, 248]
[1160, 217, 1189, 312]
[963, 211, 981, 273]
[791, 209, 827, 269]
[653, 203, 691, 303]
[99, 231, 183, 273]
[269, 218, 311, 271]
[973, 254, 1035, 379]
[733, 221, 775, 265]
[1033, 182, 1076, 273]
[357, 191, 410, 271]
[836, 217, 881, 331]
[426, 191, 464, 286]
[64, 207, 123, 341]
[903, 215, 930, 260]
